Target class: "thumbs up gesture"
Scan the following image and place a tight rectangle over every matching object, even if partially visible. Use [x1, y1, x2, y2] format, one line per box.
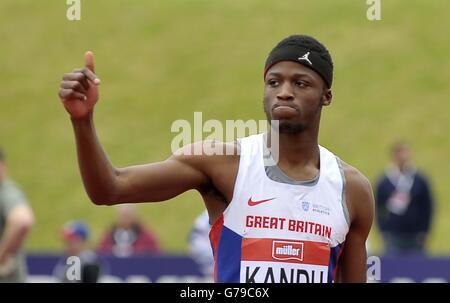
[58, 51, 101, 119]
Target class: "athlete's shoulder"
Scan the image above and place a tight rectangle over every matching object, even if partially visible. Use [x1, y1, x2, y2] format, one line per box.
[339, 161, 371, 189]
[321, 146, 370, 188]
[338, 160, 374, 224]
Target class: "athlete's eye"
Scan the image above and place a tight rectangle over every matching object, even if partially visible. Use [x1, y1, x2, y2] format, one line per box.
[295, 81, 309, 88]
[267, 79, 280, 87]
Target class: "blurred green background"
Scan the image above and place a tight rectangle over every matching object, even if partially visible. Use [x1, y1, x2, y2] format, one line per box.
[0, 0, 449, 254]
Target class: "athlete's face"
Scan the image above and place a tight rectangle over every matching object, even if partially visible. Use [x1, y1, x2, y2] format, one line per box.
[263, 61, 332, 133]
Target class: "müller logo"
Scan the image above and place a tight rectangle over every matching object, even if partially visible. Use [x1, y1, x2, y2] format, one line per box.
[272, 241, 304, 261]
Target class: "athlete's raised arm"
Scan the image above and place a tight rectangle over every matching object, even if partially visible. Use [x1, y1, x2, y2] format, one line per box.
[335, 163, 374, 283]
[58, 52, 220, 205]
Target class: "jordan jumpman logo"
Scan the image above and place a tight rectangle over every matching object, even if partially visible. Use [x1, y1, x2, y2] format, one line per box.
[298, 52, 312, 65]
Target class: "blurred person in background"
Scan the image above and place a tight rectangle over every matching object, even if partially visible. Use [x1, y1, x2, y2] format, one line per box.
[0, 147, 34, 283]
[53, 220, 103, 283]
[97, 204, 161, 257]
[375, 142, 434, 256]
[188, 210, 214, 278]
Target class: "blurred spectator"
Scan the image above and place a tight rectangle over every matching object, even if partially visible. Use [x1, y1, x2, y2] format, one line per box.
[53, 220, 103, 283]
[375, 142, 434, 256]
[188, 210, 214, 277]
[0, 147, 34, 283]
[97, 204, 161, 257]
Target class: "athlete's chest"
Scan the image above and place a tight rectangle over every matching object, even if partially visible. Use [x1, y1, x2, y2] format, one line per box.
[241, 192, 338, 243]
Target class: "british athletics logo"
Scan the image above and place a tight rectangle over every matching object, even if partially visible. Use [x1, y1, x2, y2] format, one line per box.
[301, 201, 310, 211]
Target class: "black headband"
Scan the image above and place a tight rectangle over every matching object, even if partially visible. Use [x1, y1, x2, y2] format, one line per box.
[264, 45, 333, 88]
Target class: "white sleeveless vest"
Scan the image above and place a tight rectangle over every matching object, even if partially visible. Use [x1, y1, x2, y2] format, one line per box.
[210, 133, 349, 283]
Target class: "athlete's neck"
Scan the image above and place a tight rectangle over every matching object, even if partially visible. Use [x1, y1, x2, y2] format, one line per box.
[267, 129, 320, 181]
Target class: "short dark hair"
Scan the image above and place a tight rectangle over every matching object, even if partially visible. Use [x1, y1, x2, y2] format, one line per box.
[0, 147, 4, 163]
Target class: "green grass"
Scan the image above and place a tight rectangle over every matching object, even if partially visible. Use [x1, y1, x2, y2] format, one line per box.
[0, 0, 449, 255]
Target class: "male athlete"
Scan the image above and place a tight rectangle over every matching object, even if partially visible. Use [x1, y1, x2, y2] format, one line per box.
[58, 35, 374, 283]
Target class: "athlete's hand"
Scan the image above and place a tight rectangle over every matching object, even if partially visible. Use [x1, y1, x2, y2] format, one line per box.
[58, 51, 101, 119]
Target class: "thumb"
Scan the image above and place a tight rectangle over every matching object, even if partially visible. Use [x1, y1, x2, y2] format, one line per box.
[84, 51, 101, 85]
[85, 51, 95, 72]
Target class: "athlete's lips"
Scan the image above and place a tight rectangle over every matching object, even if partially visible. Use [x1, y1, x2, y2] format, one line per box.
[272, 103, 299, 111]
[272, 103, 299, 118]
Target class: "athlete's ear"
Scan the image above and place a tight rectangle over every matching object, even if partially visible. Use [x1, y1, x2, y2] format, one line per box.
[321, 88, 332, 106]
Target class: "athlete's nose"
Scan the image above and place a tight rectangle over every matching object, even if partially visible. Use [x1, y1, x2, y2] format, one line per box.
[277, 83, 294, 101]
